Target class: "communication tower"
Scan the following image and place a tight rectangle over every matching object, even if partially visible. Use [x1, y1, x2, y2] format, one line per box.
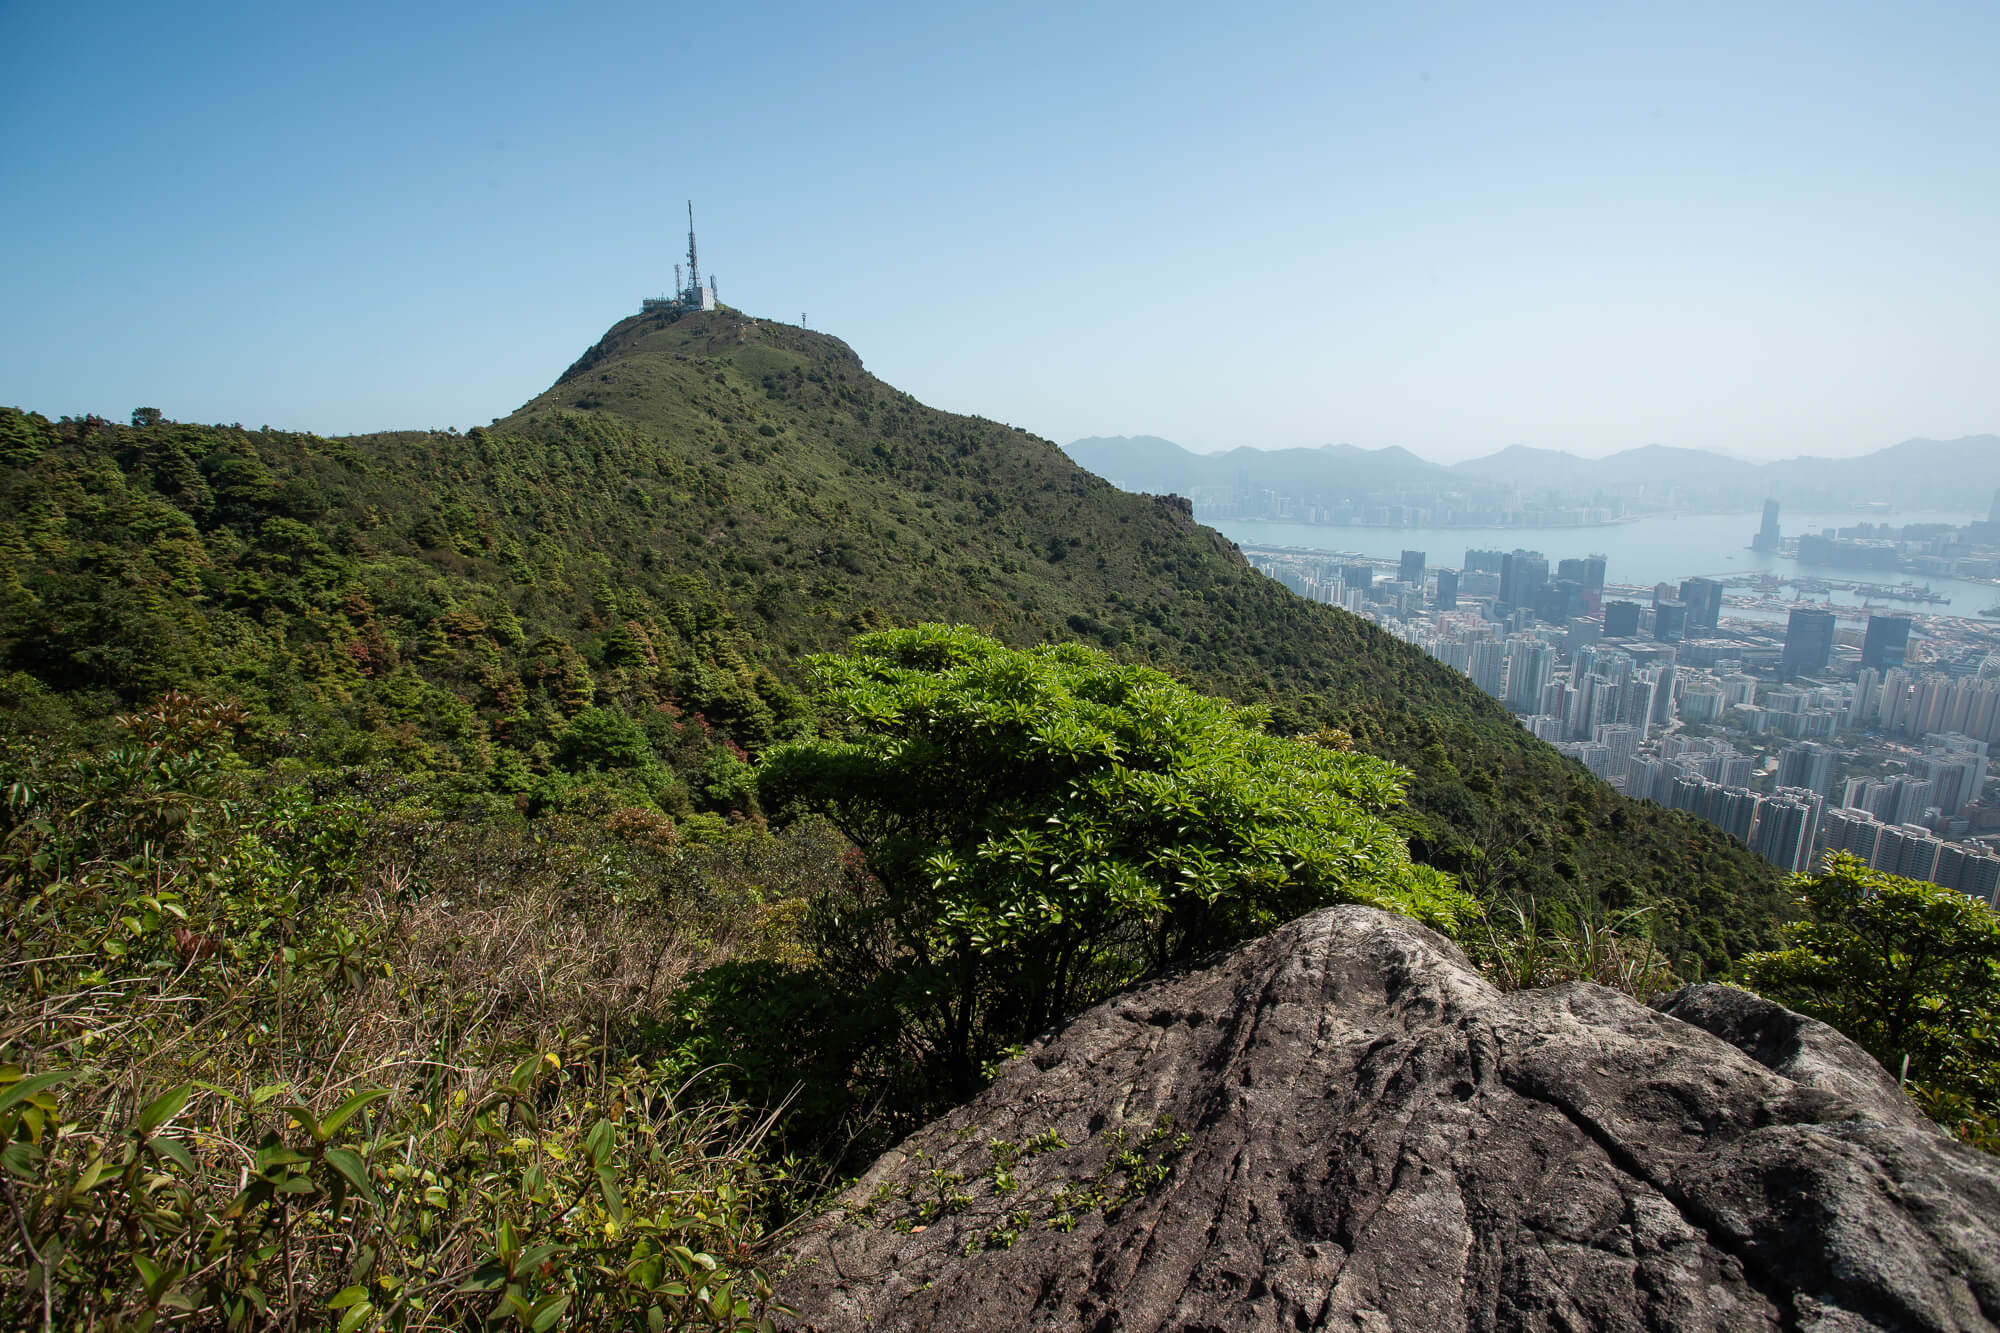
[642, 201, 718, 313]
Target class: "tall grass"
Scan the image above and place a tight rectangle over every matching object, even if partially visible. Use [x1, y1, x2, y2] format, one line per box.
[0, 694, 844, 1331]
[1477, 896, 1680, 1002]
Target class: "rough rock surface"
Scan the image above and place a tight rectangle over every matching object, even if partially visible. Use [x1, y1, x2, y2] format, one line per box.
[776, 906, 2000, 1332]
[1652, 982, 1923, 1128]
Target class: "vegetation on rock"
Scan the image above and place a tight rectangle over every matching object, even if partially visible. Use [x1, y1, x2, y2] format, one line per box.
[1742, 853, 2000, 1148]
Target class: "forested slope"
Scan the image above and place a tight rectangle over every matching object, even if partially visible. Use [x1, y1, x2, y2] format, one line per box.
[0, 306, 1782, 967]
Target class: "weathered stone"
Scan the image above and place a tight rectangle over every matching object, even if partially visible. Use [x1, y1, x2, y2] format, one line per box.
[1651, 982, 1923, 1129]
[777, 906, 2000, 1331]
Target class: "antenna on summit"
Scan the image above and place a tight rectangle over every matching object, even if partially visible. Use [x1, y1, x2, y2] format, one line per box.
[685, 201, 700, 301]
[642, 200, 717, 314]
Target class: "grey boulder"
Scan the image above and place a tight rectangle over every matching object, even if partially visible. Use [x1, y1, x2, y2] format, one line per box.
[776, 905, 2000, 1331]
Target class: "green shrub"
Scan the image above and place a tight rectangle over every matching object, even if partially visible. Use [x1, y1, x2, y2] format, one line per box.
[1741, 854, 2000, 1149]
[760, 624, 1472, 1096]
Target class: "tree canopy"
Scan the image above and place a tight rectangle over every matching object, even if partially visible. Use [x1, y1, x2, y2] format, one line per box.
[759, 624, 1473, 1092]
[1741, 854, 2000, 1146]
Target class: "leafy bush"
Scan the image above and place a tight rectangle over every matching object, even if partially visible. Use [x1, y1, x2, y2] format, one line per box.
[759, 624, 1473, 1096]
[1741, 854, 2000, 1148]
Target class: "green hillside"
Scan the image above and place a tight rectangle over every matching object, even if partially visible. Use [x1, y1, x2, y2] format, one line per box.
[0, 305, 1782, 968]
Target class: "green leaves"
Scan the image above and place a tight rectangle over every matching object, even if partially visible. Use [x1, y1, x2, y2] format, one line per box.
[761, 625, 1474, 1094]
[0, 1066, 74, 1138]
[1743, 853, 2000, 1144]
[319, 1087, 389, 1140]
[132, 1083, 191, 1135]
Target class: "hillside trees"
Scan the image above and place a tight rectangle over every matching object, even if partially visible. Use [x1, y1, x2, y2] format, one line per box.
[1742, 854, 2000, 1145]
[0, 302, 1791, 968]
[758, 624, 1473, 1095]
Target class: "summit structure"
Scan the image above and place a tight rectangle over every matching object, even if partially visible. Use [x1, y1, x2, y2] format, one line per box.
[642, 201, 718, 314]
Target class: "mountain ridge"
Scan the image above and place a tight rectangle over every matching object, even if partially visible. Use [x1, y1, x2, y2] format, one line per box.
[0, 304, 1784, 969]
[1068, 431, 2000, 479]
[1067, 431, 2000, 512]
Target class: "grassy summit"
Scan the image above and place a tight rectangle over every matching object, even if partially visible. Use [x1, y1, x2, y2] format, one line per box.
[0, 305, 1781, 967]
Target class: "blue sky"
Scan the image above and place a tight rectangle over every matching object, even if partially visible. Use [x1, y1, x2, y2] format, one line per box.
[3, 1, 1995, 461]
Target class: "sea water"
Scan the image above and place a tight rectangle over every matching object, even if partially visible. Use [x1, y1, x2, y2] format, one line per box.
[1208, 509, 1999, 615]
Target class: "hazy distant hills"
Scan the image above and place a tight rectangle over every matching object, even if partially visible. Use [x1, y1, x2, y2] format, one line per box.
[1068, 437, 1450, 495]
[1065, 434, 2000, 512]
[1452, 443, 1765, 493]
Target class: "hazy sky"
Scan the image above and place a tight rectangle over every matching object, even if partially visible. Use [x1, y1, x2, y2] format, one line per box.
[4, 1, 1996, 463]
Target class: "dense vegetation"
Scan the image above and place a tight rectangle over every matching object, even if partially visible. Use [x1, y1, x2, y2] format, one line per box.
[0, 693, 831, 1330]
[0, 306, 1784, 970]
[0, 305, 1840, 1324]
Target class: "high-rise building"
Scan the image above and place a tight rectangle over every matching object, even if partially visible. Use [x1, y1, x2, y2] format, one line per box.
[1777, 742, 1839, 797]
[1873, 823, 1942, 882]
[1678, 577, 1724, 631]
[1753, 790, 1822, 872]
[1888, 775, 1937, 827]
[1531, 583, 1570, 624]
[1717, 787, 1761, 843]
[1505, 641, 1554, 714]
[1581, 554, 1607, 591]
[1753, 500, 1781, 552]
[1851, 669, 1883, 726]
[1618, 672, 1659, 735]
[1861, 615, 1912, 670]
[1918, 735, 1989, 814]
[1341, 565, 1374, 597]
[1679, 682, 1724, 723]
[1469, 640, 1507, 700]
[1604, 600, 1640, 638]
[1434, 569, 1458, 610]
[1654, 600, 1687, 643]
[1937, 844, 2000, 903]
[1499, 550, 1548, 608]
[1464, 548, 1504, 573]
[1817, 806, 1882, 866]
[1398, 550, 1426, 587]
[1650, 663, 1678, 726]
[1596, 723, 1641, 778]
[1782, 607, 1836, 673]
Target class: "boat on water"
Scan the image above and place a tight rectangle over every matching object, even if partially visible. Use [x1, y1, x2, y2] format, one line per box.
[1853, 581, 1950, 605]
[1984, 604, 2000, 619]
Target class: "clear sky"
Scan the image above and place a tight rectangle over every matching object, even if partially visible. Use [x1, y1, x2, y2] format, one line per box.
[4, 1, 1996, 463]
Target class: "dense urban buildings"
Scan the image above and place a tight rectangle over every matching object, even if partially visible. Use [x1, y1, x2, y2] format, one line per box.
[1245, 510, 2000, 902]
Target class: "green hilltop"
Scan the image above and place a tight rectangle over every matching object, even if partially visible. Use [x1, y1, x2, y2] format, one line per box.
[0, 305, 1781, 967]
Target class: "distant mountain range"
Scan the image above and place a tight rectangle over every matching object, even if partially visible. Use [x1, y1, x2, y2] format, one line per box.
[1064, 435, 2000, 514]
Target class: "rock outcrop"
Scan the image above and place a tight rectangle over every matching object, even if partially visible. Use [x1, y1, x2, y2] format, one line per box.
[777, 906, 2000, 1331]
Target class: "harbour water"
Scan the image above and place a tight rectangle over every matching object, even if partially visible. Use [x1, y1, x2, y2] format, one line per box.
[1209, 509, 1999, 618]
